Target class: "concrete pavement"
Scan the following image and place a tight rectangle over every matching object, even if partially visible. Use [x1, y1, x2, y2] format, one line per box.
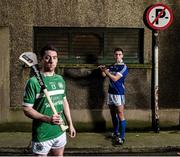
[0, 131, 180, 156]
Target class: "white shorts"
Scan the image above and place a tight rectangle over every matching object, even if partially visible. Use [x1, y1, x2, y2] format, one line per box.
[32, 132, 67, 155]
[107, 94, 125, 106]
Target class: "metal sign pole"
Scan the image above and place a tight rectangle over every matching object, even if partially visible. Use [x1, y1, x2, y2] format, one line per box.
[153, 30, 160, 133]
[145, 3, 173, 133]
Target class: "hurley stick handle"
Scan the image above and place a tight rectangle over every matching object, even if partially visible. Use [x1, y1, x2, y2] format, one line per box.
[43, 89, 69, 131]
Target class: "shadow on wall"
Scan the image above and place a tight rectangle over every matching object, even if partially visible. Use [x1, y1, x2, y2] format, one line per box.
[64, 54, 106, 132]
[159, 1, 180, 108]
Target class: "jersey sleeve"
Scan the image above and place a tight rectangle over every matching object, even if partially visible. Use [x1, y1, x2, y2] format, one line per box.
[62, 77, 66, 99]
[23, 79, 36, 106]
[57, 75, 66, 100]
[117, 65, 128, 77]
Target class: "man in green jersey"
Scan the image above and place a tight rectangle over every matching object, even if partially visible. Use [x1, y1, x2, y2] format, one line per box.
[23, 44, 76, 156]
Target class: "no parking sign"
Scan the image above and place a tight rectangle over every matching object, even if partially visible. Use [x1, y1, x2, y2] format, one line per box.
[146, 3, 173, 30]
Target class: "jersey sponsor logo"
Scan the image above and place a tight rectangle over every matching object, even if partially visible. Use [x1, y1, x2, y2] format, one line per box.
[45, 99, 63, 108]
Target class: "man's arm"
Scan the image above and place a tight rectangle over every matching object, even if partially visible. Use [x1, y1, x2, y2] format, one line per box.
[63, 97, 76, 138]
[23, 106, 61, 124]
[99, 65, 121, 81]
[103, 69, 121, 82]
[98, 65, 107, 77]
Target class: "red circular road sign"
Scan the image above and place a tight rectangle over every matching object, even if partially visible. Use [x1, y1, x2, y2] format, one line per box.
[146, 3, 173, 30]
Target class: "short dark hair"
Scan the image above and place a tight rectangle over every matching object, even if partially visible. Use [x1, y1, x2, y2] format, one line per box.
[39, 44, 58, 58]
[113, 48, 123, 54]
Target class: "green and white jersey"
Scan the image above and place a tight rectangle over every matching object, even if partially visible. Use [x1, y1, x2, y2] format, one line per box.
[23, 73, 66, 142]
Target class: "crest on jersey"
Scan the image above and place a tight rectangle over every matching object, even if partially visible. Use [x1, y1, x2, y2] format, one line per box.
[35, 143, 43, 152]
[58, 82, 63, 89]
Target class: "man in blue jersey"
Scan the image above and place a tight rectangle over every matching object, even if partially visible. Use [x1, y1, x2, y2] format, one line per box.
[99, 48, 128, 145]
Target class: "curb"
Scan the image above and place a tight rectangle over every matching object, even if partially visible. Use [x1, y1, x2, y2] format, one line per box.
[0, 146, 180, 156]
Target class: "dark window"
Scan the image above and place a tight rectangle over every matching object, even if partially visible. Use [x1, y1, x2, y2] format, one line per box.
[34, 27, 144, 64]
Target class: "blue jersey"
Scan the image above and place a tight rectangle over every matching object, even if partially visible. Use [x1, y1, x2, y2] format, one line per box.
[108, 62, 128, 95]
